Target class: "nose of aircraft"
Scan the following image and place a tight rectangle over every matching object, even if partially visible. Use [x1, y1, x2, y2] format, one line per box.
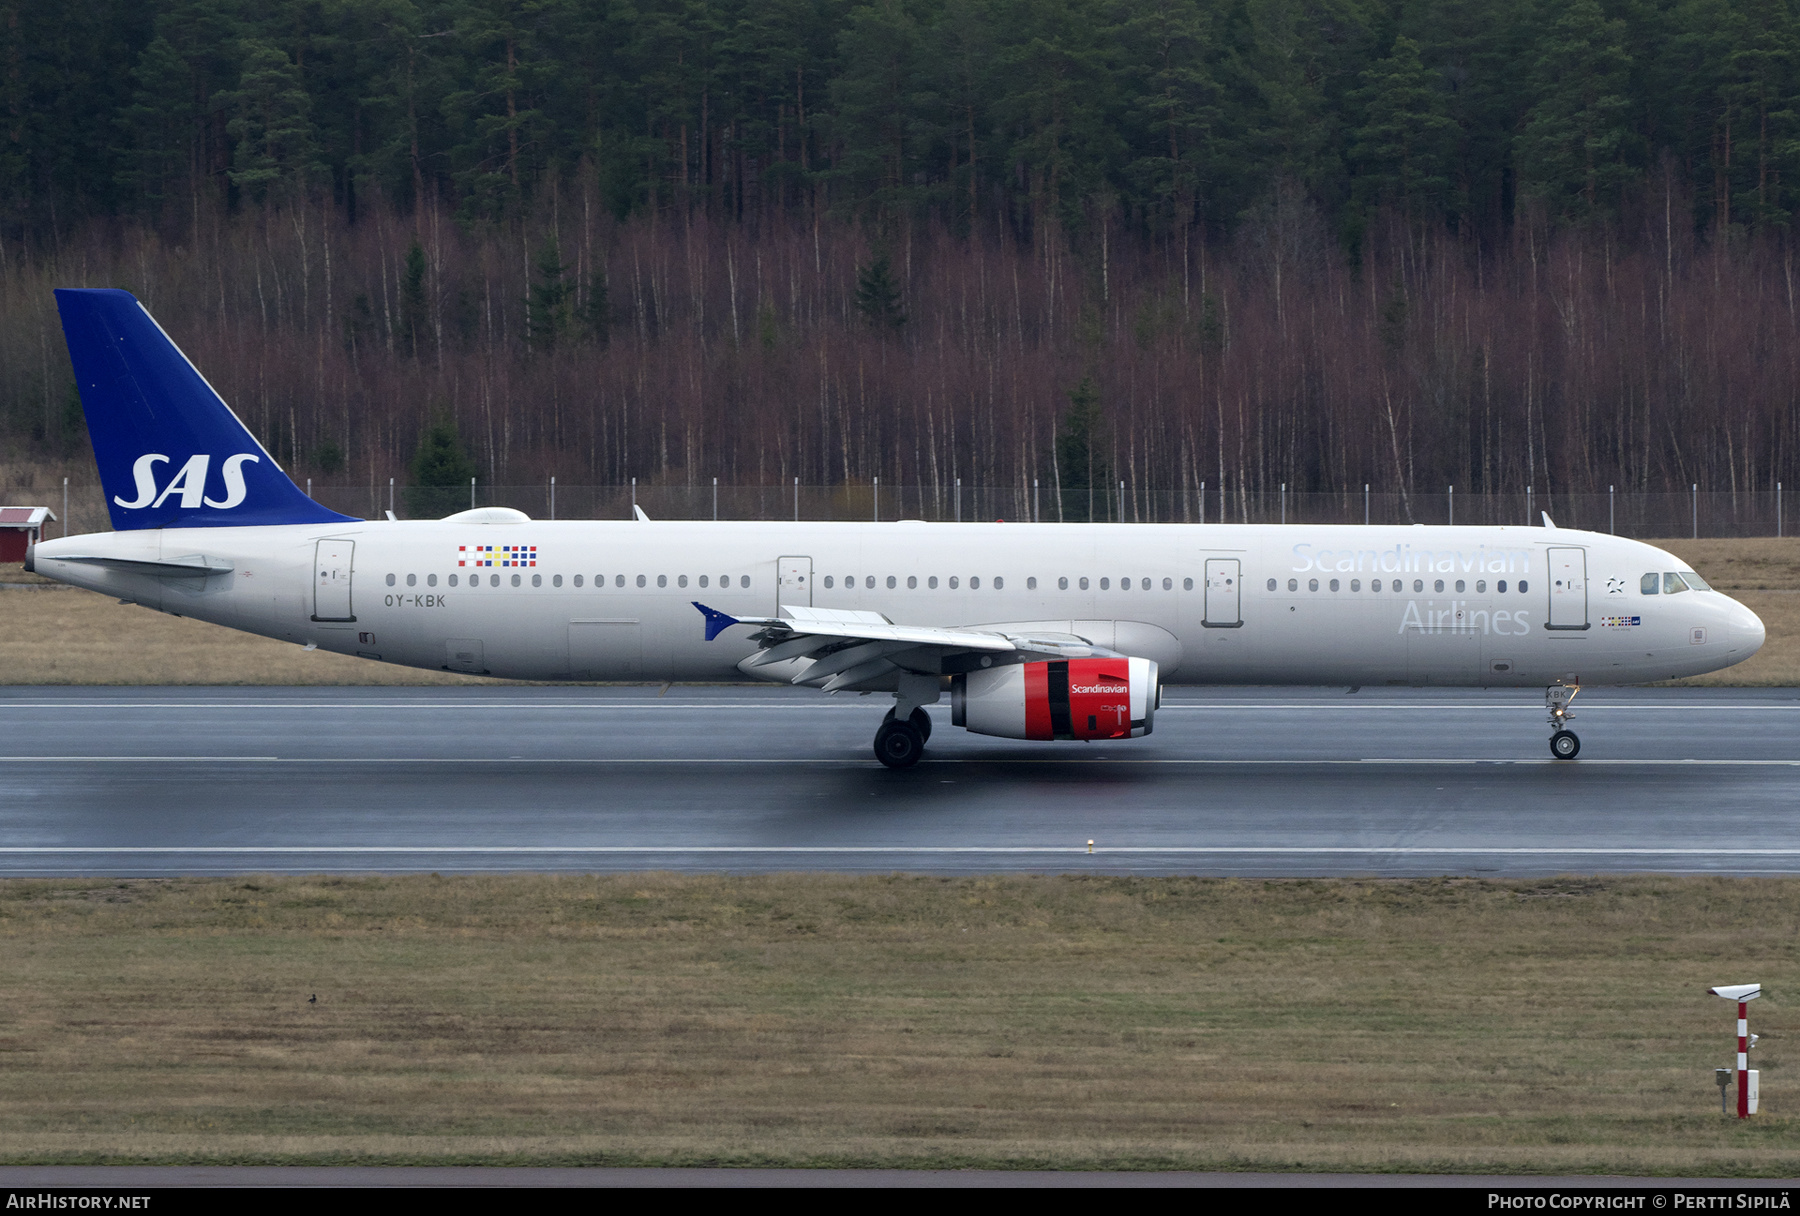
[1727, 596, 1766, 658]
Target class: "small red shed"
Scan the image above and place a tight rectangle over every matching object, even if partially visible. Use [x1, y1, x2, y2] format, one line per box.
[0, 506, 56, 563]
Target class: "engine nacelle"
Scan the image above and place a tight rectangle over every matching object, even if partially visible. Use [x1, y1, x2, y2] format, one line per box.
[951, 657, 1158, 740]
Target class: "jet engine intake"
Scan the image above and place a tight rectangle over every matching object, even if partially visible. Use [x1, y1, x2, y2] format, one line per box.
[951, 656, 1158, 740]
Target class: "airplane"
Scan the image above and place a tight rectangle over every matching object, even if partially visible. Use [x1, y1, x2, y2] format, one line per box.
[28, 288, 1767, 767]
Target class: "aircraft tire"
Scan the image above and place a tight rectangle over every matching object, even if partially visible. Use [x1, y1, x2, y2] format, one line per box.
[1550, 730, 1580, 760]
[910, 706, 933, 743]
[874, 719, 925, 769]
[881, 706, 934, 743]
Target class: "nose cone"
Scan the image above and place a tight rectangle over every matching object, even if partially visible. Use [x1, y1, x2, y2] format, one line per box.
[1727, 597, 1766, 662]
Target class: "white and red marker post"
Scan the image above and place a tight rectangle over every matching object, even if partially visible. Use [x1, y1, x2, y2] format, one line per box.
[1708, 983, 1762, 1117]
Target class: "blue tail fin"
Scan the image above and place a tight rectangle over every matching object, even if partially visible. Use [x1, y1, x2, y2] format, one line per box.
[55, 288, 358, 530]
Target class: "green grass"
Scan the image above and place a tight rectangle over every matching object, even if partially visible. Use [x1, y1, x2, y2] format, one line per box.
[0, 873, 1794, 1172]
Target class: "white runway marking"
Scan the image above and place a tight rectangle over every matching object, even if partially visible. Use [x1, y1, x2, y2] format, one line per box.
[8, 845, 1800, 856]
[6, 756, 1799, 766]
[3, 700, 1799, 712]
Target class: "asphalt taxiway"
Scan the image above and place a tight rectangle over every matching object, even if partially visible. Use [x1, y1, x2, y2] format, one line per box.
[1, 684, 1797, 876]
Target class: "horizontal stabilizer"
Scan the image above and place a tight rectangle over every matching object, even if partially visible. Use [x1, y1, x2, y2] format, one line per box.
[44, 553, 234, 578]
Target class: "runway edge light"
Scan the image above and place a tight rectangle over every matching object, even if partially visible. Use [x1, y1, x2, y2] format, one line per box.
[1708, 983, 1763, 1116]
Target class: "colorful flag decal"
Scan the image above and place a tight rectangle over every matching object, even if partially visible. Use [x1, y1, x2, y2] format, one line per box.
[458, 544, 538, 567]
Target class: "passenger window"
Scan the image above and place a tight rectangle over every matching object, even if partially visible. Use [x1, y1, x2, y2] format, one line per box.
[993, 577, 1003, 589]
[428, 574, 438, 587]
[1079, 577, 1090, 590]
[1308, 578, 1319, 592]
[1476, 580, 1486, 593]
[1163, 577, 1172, 590]
[1664, 572, 1688, 595]
[532, 574, 542, 588]
[1497, 580, 1507, 593]
[695, 575, 704, 588]
[1350, 579, 1360, 592]
[970, 577, 981, 589]
[678, 575, 688, 588]
[740, 576, 751, 588]
[866, 576, 875, 589]
[949, 576, 959, 589]
[490, 574, 500, 587]
[1058, 577, 1068, 590]
[1434, 579, 1445, 593]
[1287, 578, 1298, 592]
[1455, 580, 1465, 592]
[512, 574, 522, 587]
[1100, 577, 1110, 590]
[908, 576, 917, 589]
[824, 576, 834, 589]
[1329, 578, 1340, 591]
[929, 576, 939, 589]
[616, 575, 625, 587]
[1183, 578, 1193, 590]
[636, 575, 646, 588]
[574, 574, 584, 587]
[449, 574, 459, 587]
[887, 576, 896, 589]
[386, 573, 396, 587]
[1413, 579, 1424, 592]
[1518, 580, 1529, 593]
[406, 574, 417, 587]
[1371, 579, 1382, 592]
[552, 574, 562, 587]
[1267, 578, 1277, 591]
[1641, 573, 1659, 594]
[1027, 577, 1037, 590]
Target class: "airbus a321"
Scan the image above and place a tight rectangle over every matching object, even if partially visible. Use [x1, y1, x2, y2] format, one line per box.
[28, 289, 1767, 766]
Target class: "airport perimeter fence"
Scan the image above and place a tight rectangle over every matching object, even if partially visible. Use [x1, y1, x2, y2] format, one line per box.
[4, 478, 1794, 541]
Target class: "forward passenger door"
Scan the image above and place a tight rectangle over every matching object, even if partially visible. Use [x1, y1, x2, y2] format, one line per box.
[1547, 547, 1590, 630]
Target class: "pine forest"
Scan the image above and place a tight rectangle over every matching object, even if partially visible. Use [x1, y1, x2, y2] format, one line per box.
[2, 0, 1799, 521]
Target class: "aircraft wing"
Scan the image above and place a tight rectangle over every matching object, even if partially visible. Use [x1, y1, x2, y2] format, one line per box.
[693, 602, 1115, 692]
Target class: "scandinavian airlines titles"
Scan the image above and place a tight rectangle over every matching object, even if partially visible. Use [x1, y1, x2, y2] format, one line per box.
[1291, 540, 1533, 576]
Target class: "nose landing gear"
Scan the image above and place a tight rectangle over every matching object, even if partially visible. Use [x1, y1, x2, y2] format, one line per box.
[1546, 680, 1580, 760]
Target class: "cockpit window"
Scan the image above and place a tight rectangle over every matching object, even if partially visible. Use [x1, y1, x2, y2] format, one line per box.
[1662, 571, 1689, 595]
[1678, 570, 1711, 591]
[1641, 573, 1659, 595]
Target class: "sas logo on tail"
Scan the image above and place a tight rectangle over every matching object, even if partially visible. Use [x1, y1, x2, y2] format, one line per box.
[114, 453, 260, 510]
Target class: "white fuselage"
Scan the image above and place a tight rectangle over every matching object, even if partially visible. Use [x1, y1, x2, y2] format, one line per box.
[31, 520, 1765, 687]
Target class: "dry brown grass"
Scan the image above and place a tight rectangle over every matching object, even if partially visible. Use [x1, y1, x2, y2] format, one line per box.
[0, 873, 1793, 1172]
[0, 570, 494, 685]
[6, 540, 1799, 687]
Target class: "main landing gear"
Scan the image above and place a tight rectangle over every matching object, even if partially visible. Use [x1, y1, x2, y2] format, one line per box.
[1546, 680, 1580, 760]
[874, 706, 932, 769]
[874, 675, 941, 769]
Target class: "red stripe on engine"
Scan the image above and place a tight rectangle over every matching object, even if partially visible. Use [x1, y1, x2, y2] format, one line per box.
[1023, 661, 1053, 740]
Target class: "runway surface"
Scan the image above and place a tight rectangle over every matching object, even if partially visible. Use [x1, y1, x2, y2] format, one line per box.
[1, 684, 1797, 877]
